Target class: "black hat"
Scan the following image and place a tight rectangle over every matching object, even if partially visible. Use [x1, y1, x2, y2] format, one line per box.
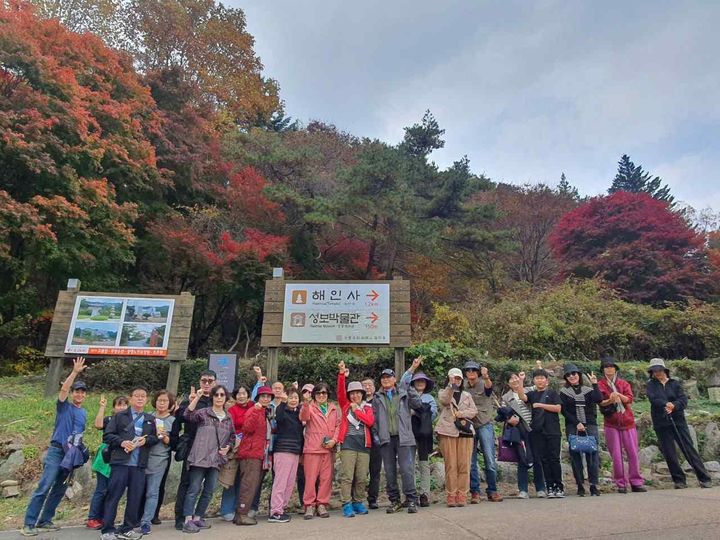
[563, 363, 581, 379]
[380, 368, 395, 378]
[410, 371, 434, 393]
[71, 380, 88, 391]
[600, 356, 620, 372]
[532, 368, 549, 379]
[463, 360, 481, 372]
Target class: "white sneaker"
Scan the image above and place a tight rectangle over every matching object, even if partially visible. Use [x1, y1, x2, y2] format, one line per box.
[536, 490, 547, 498]
[221, 513, 235, 522]
[547, 489, 556, 499]
[518, 491, 529, 499]
[100, 534, 117, 540]
[555, 489, 565, 498]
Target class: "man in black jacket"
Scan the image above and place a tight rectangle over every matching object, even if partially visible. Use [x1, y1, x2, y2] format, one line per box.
[101, 386, 158, 540]
[646, 358, 712, 489]
[170, 370, 216, 530]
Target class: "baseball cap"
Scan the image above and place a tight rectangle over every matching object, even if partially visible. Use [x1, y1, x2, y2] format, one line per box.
[71, 380, 88, 391]
[380, 368, 395, 378]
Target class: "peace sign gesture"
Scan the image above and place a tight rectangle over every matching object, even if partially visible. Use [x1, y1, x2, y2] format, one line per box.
[588, 371, 597, 384]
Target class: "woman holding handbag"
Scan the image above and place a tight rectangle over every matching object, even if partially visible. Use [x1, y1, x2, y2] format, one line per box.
[559, 364, 603, 497]
[435, 368, 478, 507]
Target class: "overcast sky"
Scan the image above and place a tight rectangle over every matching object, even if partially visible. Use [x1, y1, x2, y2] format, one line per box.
[234, 0, 720, 211]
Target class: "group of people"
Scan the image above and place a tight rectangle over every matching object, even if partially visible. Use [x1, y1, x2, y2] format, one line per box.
[21, 355, 713, 538]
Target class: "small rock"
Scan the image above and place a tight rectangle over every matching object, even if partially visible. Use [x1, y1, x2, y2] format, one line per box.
[63, 481, 82, 501]
[683, 380, 700, 400]
[2, 485, 19, 498]
[687, 424, 699, 451]
[703, 422, 720, 461]
[681, 461, 693, 472]
[707, 387, 720, 403]
[0, 479, 18, 487]
[639, 446, 660, 467]
[653, 461, 669, 475]
[704, 461, 720, 473]
[0, 451, 24, 483]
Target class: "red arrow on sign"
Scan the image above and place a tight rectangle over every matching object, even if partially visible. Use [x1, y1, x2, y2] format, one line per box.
[367, 312, 379, 324]
[366, 289, 380, 302]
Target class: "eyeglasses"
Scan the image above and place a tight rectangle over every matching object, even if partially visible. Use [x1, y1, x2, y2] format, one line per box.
[200, 378, 215, 384]
[302, 390, 311, 394]
[315, 391, 328, 395]
[214, 393, 226, 397]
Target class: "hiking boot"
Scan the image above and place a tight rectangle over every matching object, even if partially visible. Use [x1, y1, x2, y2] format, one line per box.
[631, 485, 647, 493]
[194, 518, 211, 529]
[20, 527, 38, 537]
[407, 501, 418, 514]
[470, 492, 481, 504]
[447, 494, 457, 507]
[487, 492, 504, 502]
[317, 504, 329, 518]
[87, 519, 103, 530]
[401, 499, 410, 508]
[674, 482, 688, 489]
[352, 502, 369, 514]
[151, 519, 162, 525]
[36, 523, 60, 532]
[418, 493, 430, 507]
[174, 521, 184, 531]
[700, 480, 713, 488]
[182, 521, 199, 534]
[386, 500, 404, 514]
[577, 485, 586, 497]
[342, 502, 355, 518]
[237, 514, 258, 526]
[617, 487, 627, 494]
[304, 506, 314, 520]
[368, 501, 379, 510]
[589, 485, 601, 496]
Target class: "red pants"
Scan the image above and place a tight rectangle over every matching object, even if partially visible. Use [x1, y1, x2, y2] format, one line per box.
[302, 452, 334, 507]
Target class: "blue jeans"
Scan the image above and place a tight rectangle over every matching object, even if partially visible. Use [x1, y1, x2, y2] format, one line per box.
[183, 466, 219, 519]
[141, 470, 165, 526]
[517, 462, 545, 493]
[219, 467, 241, 516]
[88, 472, 110, 520]
[24, 446, 69, 527]
[470, 423, 497, 494]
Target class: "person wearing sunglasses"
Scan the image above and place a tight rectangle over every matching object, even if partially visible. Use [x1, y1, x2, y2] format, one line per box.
[171, 370, 217, 530]
[299, 382, 340, 519]
[181, 385, 235, 533]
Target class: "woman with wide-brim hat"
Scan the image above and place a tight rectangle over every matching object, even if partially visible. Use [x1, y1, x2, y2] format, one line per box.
[646, 358, 712, 489]
[335, 361, 375, 518]
[410, 371, 437, 507]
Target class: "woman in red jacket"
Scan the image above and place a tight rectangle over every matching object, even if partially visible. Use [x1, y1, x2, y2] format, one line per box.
[220, 386, 254, 521]
[336, 361, 374, 518]
[299, 382, 340, 520]
[597, 358, 646, 494]
[233, 386, 272, 526]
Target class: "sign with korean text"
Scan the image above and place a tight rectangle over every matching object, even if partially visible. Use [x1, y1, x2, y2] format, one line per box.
[282, 283, 390, 344]
[64, 295, 175, 356]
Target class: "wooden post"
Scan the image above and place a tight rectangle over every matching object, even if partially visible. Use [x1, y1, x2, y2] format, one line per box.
[167, 360, 181, 396]
[394, 347, 405, 379]
[267, 347, 279, 383]
[44, 357, 64, 398]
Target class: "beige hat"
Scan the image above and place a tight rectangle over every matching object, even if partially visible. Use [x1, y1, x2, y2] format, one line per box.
[448, 367, 463, 379]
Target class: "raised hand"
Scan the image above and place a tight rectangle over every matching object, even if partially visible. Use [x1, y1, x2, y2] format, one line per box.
[72, 357, 87, 373]
[480, 366, 489, 379]
[189, 386, 198, 402]
[519, 371, 526, 382]
[411, 356, 423, 372]
[253, 366, 263, 381]
[588, 371, 597, 384]
[338, 360, 346, 374]
[99, 394, 107, 408]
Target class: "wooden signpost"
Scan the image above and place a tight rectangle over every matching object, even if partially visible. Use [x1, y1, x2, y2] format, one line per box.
[260, 274, 411, 382]
[44, 280, 194, 397]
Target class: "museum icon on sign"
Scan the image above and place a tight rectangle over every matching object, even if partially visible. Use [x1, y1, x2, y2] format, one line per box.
[291, 290, 307, 304]
[290, 313, 306, 327]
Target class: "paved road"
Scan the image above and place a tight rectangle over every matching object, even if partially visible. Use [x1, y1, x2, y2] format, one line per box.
[3, 488, 720, 540]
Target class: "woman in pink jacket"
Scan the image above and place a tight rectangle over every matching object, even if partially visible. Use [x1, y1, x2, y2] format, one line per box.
[299, 382, 340, 520]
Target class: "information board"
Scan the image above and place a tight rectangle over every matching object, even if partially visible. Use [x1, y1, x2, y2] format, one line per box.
[281, 283, 390, 344]
[64, 295, 175, 356]
[209, 352, 238, 390]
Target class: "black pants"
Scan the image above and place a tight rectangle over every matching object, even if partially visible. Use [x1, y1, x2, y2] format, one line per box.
[656, 422, 711, 485]
[296, 463, 305, 505]
[174, 461, 191, 525]
[101, 465, 145, 534]
[367, 442, 382, 504]
[530, 431, 563, 491]
[416, 435, 433, 461]
[567, 424, 600, 486]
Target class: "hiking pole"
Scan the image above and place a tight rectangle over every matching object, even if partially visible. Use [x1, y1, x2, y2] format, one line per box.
[667, 413, 693, 463]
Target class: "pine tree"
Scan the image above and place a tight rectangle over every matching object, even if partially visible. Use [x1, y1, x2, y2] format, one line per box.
[609, 154, 674, 204]
[557, 172, 580, 200]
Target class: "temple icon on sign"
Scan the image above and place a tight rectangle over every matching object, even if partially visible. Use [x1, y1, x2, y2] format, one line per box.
[290, 313, 306, 327]
[291, 290, 307, 304]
